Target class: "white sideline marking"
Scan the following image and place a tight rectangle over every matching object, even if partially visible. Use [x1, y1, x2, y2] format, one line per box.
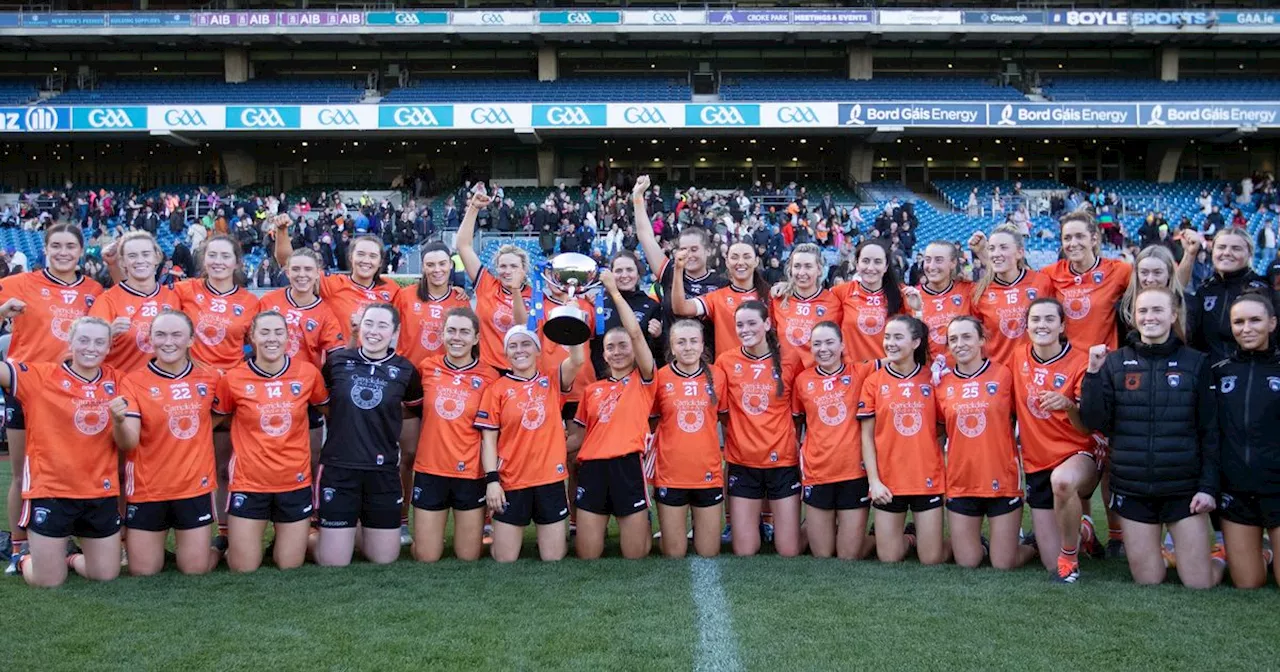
[690, 557, 743, 672]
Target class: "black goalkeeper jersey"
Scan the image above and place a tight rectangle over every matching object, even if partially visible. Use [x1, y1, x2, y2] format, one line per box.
[320, 348, 423, 471]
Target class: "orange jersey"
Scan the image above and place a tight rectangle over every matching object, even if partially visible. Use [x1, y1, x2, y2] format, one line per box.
[1011, 342, 1092, 473]
[319, 273, 400, 343]
[973, 268, 1055, 369]
[0, 270, 102, 363]
[919, 280, 976, 359]
[538, 295, 597, 403]
[650, 364, 727, 489]
[574, 371, 656, 461]
[411, 356, 498, 479]
[257, 288, 346, 369]
[856, 363, 944, 496]
[472, 269, 532, 371]
[393, 284, 471, 365]
[8, 361, 123, 499]
[174, 279, 260, 371]
[475, 367, 570, 490]
[693, 285, 758, 359]
[791, 361, 877, 486]
[935, 360, 1021, 498]
[118, 361, 220, 503]
[88, 281, 180, 373]
[1045, 257, 1131, 351]
[213, 358, 329, 493]
[833, 281, 907, 363]
[715, 347, 803, 468]
[772, 289, 843, 368]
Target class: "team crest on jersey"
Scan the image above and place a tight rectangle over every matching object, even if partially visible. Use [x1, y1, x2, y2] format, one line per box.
[1220, 376, 1237, 393]
[538, 377, 549, 388]
[880, 384, 890, 395]
[952, 295, 963, 306]
[734, 363, 743, 374]
[39, 288, 50, 298]
[1092, 272, 1104, 285]
[291, 382, 302, 395]
[816, 306, 826, 317]
[1125, 373, 1143, 390]
[807, 382, 815, 391]
[1204, 296, 1217, 311]
[150, 387, 161, 397]
[841, 376, 851, 386]
[33, 507, 48, 525]
[61, 380, 71, 390]
[306, 319, 317, 332]
[471, 377, 483, 389]
[322, 487, 335, 503]
[380, 291, 392, 301]
[1053, 374, 1066, 389]
[389, 366, 400, 379]
[233, 305, 244, 316]
[104, 382, 115, 396]
[920, 385, 931, 397]
[986, 382, 999, 396]
[85, 295, 94, 307]
[196, 384, 208, 397]
[1269, 377, 1280, 392]
[245, 384, 256, 395]
[1167, 373, 1181, 388]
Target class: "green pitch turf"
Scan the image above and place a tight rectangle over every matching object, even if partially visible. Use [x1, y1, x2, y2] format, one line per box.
[0, 461, 1276, 671]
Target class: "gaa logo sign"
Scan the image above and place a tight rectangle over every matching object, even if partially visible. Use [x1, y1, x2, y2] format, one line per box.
[776, 106, 820, 124]
[392, 107, 440, 127]
[240, 107, 286, 128]
[545, 106, 592, 125]
[481, 12, 504, 24]
[688, 104, 758, 126]
[318, 108, 359, 126]
[394, 12, 420, 24]
[566, 12, 594, 23]
[470, 107, 512, 125]
[701, 106, 744, 125]
[87, 108, 135, 129]
[163, 109, 207, 127]
[651, 11, 677, 23]
[623, 106, 666, 124]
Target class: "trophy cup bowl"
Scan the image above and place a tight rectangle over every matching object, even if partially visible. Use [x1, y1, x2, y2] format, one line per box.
[541, 252, 600, 346]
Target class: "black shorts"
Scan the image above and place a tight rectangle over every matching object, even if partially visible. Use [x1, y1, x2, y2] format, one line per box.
[21, 497, 121, 539]
[228, 487, 314, 524]
[1109, 492, 1196, 525]
[411, 472, 487, 512]
[873, 494, 944, 514]
[655, 486, 723, 508]
[316, 465, 403, 530]
[1025, 456, 1098, 510]
[1219, 492, 1280, 529]
[803, 478, 871, 511]
[494, 482, 569, 527]
[727, 463, 802, 501]
[308, 407, 325, 430]
[5, 395, 24, 430]
[575, 453, 649, 517]
[946, 495, 1024, 518]
[126, 493, 216, 532]
[561, 401, 579, 424]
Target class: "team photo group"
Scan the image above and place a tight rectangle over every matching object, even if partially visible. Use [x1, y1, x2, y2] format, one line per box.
[3, 175, 1278, 593]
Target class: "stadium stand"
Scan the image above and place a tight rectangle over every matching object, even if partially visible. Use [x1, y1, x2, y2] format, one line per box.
[1043, 78, 1280, 102]
[0, 80, 39, 105]
[720, 76, 1026, 102]
[381, 77, 692, 103]
[48, 79, 365, 105]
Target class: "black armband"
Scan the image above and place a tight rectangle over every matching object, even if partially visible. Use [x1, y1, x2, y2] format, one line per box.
[485, 471, 500, 484]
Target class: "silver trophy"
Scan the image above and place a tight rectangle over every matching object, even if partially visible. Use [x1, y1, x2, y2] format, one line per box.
[540, 252, 601, 345]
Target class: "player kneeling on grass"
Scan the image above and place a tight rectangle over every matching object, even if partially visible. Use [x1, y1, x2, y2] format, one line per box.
[410, 308, 498, 562]
[651, 320, 726, 558]
[1012, 299, 1098, 583]
[214, 311, 329, 573]
[567, 270, 656, 560]
[479, 327, 585, 562]
[5, 317, 124, 587]
[314, 304, 422, 567]
[109, 310, 224, 576]
[1213, 293, 1280, 589]
[1081, 287, 1224, 589]
[859, 316, 949, 565]
[937, 317, 1036, 570]
[792, 322, 877, 560]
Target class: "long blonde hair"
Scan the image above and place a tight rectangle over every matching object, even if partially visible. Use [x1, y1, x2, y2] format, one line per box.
[972, 223, 1031, 303]
[774, 243, 823, 309]
[1119, 245, 1186, 333]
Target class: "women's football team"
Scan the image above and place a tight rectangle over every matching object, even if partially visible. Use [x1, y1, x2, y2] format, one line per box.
[4, 180, 1279, 591]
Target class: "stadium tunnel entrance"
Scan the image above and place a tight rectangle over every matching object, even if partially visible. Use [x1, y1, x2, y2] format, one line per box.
[0, 134, 1275, 195]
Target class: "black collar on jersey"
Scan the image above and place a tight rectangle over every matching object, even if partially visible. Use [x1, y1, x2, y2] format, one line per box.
[423, 287, 454, 302]
[683, 268, 715, 284]
[816, 362, 846, 378]
[202, 279, 238, 297]
[248, 356, 291, 379]
[886, 362, 922, 379]
[285, 287, 322, 310]
[922, 280, 955, 296]
[727, 283, 755, 294]
[1232, 346, 1280, 363]
[671, 363, 706, 379]
[952, 359, 990, 379]
[61, 360, 102, 384]
[1032, 342, 1072, 366]
[857, 280, 884, 295]
[792, 287, 823, 302]
[119, 280, 161, 298]
[346, 274, 378, 291]
[41, 268, 85, 287]
[147, 358, 194, 379]
[740, 347, 774, 361]
[606, 366, 638, 383]
[1069, 256, 1102, 278]
[443, 357, 479, 372]
[993, 268, 1027, 287]
[1130, 334, 1183, 358]
[504, 369, 540, 383]
[357, 348, 396, 364]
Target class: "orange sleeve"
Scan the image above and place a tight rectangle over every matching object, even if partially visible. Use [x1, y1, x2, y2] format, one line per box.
[573, 393, 590, 427]
[0, 273, 23, 305]
[8, 361, 44, 407]
[856, 374, 877, 419]
[87, 290, 113, 320]
[475, 383, 501, 430]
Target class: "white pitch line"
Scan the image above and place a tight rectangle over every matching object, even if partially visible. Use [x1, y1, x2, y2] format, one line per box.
[690, 556, 743, 672]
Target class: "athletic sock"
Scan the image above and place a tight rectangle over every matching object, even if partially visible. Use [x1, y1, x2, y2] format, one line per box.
[1108, 528, 1123, 543]
[400, 515, 409, 527]
[217, 523, 229, 537]
[1059, 545, 1078, 563]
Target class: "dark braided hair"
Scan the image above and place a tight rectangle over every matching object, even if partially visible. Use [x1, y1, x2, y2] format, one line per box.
[668, 318, 717, 407]
[737, 300, 785, 398]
